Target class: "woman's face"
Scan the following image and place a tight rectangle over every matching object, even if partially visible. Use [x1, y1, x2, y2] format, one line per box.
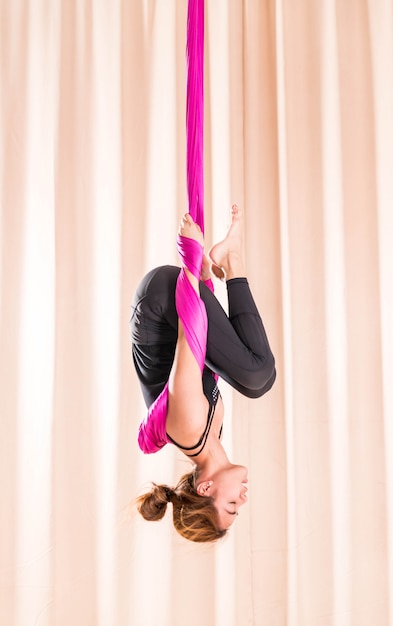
[209, 464, 249, 530]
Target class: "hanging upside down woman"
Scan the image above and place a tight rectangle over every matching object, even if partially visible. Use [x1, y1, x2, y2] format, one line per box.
[130, 205, 276, 543]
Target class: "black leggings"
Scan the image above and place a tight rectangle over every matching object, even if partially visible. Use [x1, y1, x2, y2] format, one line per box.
[130, 265, 276, 408]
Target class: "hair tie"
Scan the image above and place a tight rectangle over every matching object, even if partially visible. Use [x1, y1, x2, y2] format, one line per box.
[164, 487, 172, 502]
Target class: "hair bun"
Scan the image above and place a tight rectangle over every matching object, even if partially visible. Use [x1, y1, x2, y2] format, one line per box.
[164, 487, 172, 502]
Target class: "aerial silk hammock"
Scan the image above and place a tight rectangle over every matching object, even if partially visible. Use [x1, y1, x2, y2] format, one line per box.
[138, 0, 213, 453]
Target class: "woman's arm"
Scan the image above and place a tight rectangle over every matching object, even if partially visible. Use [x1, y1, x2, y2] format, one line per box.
[166, 315, 209, 442]
[166, 215, 209, 443]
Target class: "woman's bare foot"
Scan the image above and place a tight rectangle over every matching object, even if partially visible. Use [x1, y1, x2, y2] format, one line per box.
[178, 213, 204, 247]
[209, 205, 245, 280]
[178, 213, 204, 291]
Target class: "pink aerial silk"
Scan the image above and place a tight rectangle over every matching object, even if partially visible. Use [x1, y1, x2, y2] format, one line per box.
[186, 0, 205, 234]
[138, 0, 211, 454]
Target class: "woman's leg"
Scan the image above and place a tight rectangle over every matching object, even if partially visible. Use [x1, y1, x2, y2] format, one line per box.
[130, 265, 179, 407]
[205, 206, 276, 397]
[131, 208, 276, 405]
[130, 219, 211, 410]
[201, 279, 276, 397]
[167, 215, 209, 428]
[131, 267, 275, 405]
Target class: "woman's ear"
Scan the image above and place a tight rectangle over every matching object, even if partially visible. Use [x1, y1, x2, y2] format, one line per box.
[196, 480, 213, 496]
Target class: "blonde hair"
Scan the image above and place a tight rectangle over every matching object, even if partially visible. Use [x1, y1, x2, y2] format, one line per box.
[136, 471, 227, 543]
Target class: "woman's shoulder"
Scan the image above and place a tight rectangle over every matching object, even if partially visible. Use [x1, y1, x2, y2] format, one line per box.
[166, 382, 224, 453]
[166, 391, 209, 448]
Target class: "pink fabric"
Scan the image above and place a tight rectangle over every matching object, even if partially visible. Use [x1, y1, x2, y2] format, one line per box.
[186, 0, 204, 234]
[137, 381, 171, 453]
[137, 236, 209, 454]
[175, 234, 206, 373]
[138, 0, 207, 454]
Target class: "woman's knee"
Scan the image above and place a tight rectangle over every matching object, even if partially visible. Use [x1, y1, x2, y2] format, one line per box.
[244, 352, 276, 397]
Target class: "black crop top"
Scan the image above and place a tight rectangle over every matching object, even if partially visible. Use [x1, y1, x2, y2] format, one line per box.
[166, 369, 222, 457]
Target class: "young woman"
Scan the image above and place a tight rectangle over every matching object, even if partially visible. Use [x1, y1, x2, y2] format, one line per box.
[131, 206, 276, 543]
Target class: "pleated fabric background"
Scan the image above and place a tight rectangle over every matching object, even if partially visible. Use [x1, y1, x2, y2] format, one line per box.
[1, 1, 393, 625]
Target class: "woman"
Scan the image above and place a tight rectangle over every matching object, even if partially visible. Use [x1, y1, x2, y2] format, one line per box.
[130, 206, 276, 542]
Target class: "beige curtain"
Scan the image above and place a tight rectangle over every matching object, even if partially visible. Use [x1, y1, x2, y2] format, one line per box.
[1, 1, 392, 625]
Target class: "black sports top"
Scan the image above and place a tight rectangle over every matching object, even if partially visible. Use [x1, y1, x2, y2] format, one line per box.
[166, 369, 222, 457]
